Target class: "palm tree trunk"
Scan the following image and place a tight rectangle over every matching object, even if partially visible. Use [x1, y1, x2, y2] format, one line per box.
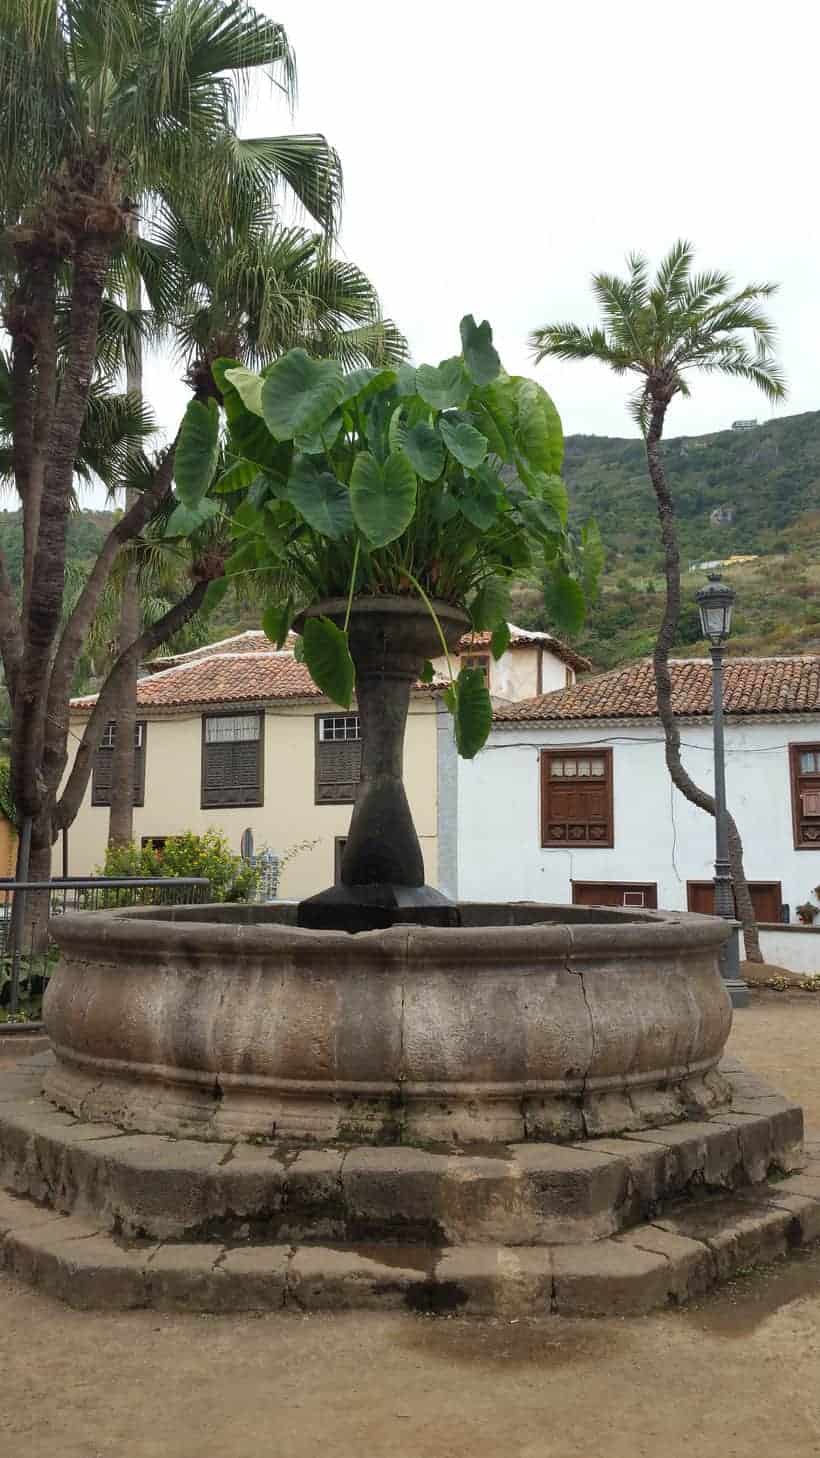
[108, 232, 142, 849]
[645, 399, 762, 962]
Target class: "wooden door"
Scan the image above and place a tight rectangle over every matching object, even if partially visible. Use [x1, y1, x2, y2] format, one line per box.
[572, 882, 658, 910]
[687, 881, 782, 922]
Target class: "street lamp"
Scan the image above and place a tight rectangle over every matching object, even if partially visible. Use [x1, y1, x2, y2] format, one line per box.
[696, 573, 749, 1009]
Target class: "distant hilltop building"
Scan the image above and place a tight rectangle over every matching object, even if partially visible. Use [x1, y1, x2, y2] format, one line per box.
[731, 418, 758, 431]
[709, 504, 736, 527]
[689, 554, 758, 573]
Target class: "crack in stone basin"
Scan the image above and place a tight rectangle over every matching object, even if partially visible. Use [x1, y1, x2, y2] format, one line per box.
[42, 901, 734, 1145]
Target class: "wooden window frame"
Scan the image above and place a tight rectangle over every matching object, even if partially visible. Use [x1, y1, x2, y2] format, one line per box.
[540, 746, 614, 849]
[572, 881, 658, 910]
[315, 714, 362, 806]
[461, 652, 490, 681]
[91, 720, 147, 808]
[200, 711, 264, 810]
[789, 743, 820, 850]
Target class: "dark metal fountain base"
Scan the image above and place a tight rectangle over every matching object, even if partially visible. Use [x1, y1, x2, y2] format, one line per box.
[297, 882, 461, 933]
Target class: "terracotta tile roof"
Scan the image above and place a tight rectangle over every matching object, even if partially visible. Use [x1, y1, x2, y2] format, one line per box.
[494, 656, 820, 723]
[72, 649, 444, 713]
[148, 622, 590, 675]
[72, 651, 319, 711]
[459, 623, 591, 672]
[145, 630, 296, 673]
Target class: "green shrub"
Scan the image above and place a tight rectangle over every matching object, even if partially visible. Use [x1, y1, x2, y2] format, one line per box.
[97, 829, 260, 902]
[0, 761, 17, 828]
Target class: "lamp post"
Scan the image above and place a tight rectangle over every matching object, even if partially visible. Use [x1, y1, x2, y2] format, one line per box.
[696, 573, 749, 1009]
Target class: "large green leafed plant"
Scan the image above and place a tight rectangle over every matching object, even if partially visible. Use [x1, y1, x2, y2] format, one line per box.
[173, 316, 603, 756]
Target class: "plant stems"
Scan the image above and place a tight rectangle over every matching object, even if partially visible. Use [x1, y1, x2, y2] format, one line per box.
[343, 539, 361, 633]
[403, 569, 455, 683]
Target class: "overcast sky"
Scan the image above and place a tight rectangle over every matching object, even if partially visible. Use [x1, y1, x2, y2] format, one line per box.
[143, 0, 817, 469]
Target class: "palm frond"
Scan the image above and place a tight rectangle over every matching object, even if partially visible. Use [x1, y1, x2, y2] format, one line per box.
[529, 323, 635, 370]
[530, 242, 785, 419]
[655, 240, 695, 300]
[220, 133, 343, 236]
[75, 386, 157, 491]
[690, 347, 787, 402]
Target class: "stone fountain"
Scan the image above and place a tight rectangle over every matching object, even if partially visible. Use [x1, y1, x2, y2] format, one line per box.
[0, 597, 815, 1315]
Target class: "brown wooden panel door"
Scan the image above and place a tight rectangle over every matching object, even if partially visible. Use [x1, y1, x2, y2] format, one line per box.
[572, 882, 658, 909]
[687, 880, 782, 922]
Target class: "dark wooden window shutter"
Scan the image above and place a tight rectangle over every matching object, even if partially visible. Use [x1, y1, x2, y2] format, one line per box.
[461, 652, 490, 682]
[315, 715, 362, 804]
[540, 748, 613, 848]
[202, 714, 263, 808]
[789, 744, 820, 848]
[91, 722, 146, 808]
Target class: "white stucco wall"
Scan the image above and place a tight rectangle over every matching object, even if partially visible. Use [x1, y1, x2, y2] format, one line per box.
[432, 644, 572, 702]
[758, 928, 820, 977]
[455, 718, 820, 936]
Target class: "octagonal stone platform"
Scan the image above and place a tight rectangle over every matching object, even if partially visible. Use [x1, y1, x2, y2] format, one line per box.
[1, 1051, 818, 1316]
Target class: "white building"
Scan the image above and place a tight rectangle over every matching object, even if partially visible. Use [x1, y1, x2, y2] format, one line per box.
[445, 656, 820, 974]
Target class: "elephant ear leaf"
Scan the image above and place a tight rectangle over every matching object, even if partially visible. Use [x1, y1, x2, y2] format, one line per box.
[544, 569, 586, 635]
[262, 599, 293, 650]
[460, 314, 501, 386]
[448, 667, 493, 759]
[350, 450, 417, 547]
[490, 620, 510, 660]
[470, 576, 511, 631]
[261, 349, 345, 441]
[286, 457, 353, 539]
[302, 617, 354, 708]
[175, 399, 220, 507]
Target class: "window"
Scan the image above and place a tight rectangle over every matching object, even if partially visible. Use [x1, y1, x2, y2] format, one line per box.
[319, 715, 360, 742]
[461, 652, 490, 682]
[334, 836, 347, 884]
[316, 714, 362, 804]
[91, 721, 146, 807]
[791, 744, 820, 848]
[541, 748, 613, 848]
[201, 713, 263, 808]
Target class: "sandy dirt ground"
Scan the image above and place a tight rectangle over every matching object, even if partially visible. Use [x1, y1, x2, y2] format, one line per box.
[2, 991, 820, 1458]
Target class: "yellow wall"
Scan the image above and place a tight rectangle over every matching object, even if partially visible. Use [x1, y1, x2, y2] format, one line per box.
[0, 814, 17, 877]
[58, 698, 440, 899]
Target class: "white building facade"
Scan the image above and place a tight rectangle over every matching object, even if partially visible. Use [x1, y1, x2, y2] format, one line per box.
[444, 656, 820, 973]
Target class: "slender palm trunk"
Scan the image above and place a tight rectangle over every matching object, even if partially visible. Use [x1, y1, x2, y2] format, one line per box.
[645, 398, 762, 962]
[108, 235, 142, 848]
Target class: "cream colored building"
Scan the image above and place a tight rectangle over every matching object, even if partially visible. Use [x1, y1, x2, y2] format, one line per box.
[61, 624, 587, 900]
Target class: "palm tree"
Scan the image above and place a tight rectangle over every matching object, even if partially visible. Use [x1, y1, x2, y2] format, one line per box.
[0, 0, 341, 882]
[530, 241, 786, 961]
[155, 195, 407, 401]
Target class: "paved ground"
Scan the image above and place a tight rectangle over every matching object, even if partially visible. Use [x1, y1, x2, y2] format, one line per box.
[3, 992, 820, 1458]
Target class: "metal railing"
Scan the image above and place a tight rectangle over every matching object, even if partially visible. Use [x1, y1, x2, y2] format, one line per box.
[0, 877, 210, 1020]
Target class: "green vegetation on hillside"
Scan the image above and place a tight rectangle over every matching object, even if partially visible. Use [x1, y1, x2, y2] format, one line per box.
[6, 408, 820, 678]
[512, 411, 820, 668]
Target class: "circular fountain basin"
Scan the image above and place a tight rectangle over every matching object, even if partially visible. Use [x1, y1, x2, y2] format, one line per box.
[43, 902, 733, 1144]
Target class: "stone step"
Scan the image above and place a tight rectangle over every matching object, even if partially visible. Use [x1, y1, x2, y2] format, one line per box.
[0, 1057, 804, 1248]
[4, 1172, 817, 1323]
[2, 1174, 820, 1316]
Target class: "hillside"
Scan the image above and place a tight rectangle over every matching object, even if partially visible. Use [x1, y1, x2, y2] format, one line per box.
[514, 410, 820, 668]
[4, 408, 820, 676]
